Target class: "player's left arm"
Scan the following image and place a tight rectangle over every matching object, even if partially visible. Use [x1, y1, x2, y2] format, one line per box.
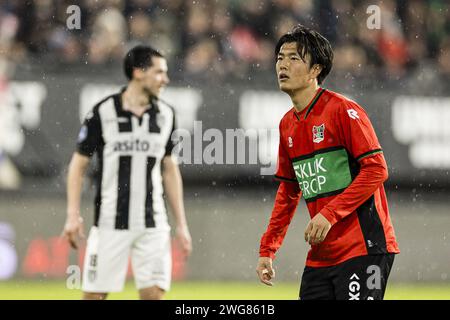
[305, 101, 388, 245]
[162, 155, 192, 257]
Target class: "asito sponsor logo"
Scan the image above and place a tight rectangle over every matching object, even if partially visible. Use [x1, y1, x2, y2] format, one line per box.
[113, 139, 162, 153]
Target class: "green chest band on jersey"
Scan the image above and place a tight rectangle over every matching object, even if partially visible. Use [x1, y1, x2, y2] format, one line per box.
[292, 147, 353, 202]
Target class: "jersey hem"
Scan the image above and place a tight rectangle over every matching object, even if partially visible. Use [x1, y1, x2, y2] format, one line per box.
[305, 249, 399, 268]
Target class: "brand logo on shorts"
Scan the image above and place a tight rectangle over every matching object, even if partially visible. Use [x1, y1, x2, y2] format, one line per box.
[89, 254, 97, 267]
[88, 270, 96, 282]
[349, 273, 361, 300]
[348, 265, 383, 300]
[312, 124, 325, 143]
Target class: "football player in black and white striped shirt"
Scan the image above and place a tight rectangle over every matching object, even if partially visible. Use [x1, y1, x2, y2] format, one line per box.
[62, 45, 192, 300]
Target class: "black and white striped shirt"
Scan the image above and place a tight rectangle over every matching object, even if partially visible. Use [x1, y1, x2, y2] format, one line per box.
[76, 91, 175, 231]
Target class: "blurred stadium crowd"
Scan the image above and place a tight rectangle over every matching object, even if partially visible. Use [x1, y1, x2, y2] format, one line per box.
[0, 0, 449, 80]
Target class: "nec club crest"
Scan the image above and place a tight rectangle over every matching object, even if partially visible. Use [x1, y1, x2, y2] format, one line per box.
[312, 124, 325, 143]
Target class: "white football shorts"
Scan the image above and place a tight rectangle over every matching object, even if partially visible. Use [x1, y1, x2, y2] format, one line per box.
[81, 226, 172, 293]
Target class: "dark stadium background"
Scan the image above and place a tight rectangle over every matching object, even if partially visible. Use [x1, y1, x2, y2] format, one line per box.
[0, 0, 449, 299]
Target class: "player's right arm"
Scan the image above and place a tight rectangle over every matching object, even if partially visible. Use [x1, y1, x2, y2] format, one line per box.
[257, 181, 301, 286]
[62, 108, 102, 249]
[257, 122, 301, 286]
[63, 152, 90, 249]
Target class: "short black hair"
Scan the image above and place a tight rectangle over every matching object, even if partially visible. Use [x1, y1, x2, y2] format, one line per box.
[275, 24, 333, 85]
[123, 45, 164, 80]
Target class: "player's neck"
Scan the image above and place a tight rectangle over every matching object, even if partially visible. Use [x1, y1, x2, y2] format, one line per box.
[122, 83, 152, 109]
[290, 84, 320, 113]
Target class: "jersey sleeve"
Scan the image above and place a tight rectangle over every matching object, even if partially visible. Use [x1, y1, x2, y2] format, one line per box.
[164, 110, 176, 156]
[259, 181, 301, 259]
[337, 100, 383, 162]
[274, 125, 296, 182]
[320, 153, 388, 225]
[76, 108, 102, 157]
[320, 100, 388, 225]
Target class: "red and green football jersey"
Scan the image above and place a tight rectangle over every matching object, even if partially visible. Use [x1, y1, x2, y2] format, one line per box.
[261, 88, 400, 267]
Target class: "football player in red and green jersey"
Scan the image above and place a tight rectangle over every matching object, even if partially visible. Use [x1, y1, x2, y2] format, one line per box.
[256, 25, 400, 300]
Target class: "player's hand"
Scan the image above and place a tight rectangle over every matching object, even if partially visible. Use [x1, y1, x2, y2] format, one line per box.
[62, 215, 85, 249]
[176, 225, 192, 257]
[256, 257, 275, 286]
[304, 213, 332, 245]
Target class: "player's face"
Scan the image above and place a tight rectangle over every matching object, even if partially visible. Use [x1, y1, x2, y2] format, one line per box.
[140, 56, 170, 98]
[276, 42, 316, 93]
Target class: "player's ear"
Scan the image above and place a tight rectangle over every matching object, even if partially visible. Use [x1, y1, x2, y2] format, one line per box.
[310, 64, 323, 80]
[132, 67, 145, 81]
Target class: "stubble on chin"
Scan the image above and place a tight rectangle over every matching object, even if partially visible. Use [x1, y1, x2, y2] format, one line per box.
[143, 86, 159, 99]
